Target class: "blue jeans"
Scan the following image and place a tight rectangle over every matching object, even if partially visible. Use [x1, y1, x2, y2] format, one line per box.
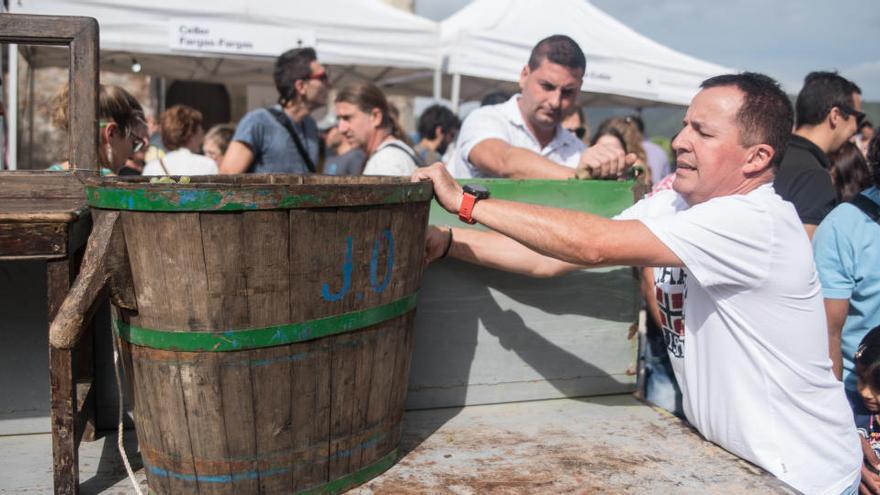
[644, 323, 683, 418]
[840, 473, 860, 495]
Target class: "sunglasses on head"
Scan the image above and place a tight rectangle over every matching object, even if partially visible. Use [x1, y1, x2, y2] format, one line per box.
[837, 103, 866, 127]
[307, 70, 330, 84]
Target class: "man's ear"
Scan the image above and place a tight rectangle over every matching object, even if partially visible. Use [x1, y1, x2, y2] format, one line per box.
[828, 106, 843, 130]
[743, 143, 774, 174]
[434, 125, 444, 141]
[519, 65, 530, 91]
[293, 79, 307, 99]
[370, 107, 383, 128]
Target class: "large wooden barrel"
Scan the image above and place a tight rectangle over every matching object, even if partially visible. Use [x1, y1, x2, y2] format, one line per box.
[86, 174, 432, 494]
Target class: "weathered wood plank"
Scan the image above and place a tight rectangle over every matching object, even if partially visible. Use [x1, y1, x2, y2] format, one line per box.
[244, 210, 290, 327]
[122, 212, 173, 331]
[48, 257, 78, 495]
[0, 222, 67, 258]
[251, 344, 295, 492]
[179, 352, 229, 495]
[200, 212, 249, 330]
[217, 352, 259, 494]
[48, 211, 118, 349]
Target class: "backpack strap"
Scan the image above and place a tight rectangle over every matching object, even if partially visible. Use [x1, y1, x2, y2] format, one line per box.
[849, 194, 880, 224]
[265, 107, 317, 173]
[382, 141, 426, 168]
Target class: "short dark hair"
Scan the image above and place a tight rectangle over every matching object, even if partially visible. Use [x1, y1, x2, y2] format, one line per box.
[701, 72, 793, 168]
[480, 91, 511, 107]
[795, 71, 862, 128]
[527, 35, 586, 73]
[855, 325, 880, 393]
[274, 47, 317, 105]
[860, 120, 874, 132]
[417, 105, 460, 140]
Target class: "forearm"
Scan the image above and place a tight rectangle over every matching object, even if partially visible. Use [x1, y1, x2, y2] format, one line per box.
[470, 199, 679, 268]
[469, 139, 575, 179]
[642, 267, 662, 327]
[824, 298, 849, 380]
[498, 147, 576, 179]
[449, 228, 582, 277]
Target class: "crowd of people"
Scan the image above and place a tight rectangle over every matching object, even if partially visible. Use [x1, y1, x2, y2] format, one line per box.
[44, 33, 880, 494]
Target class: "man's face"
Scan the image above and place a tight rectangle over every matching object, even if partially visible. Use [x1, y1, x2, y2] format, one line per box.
[858, 377, 880, 413]
[671, 86, 753, 206]
[518, 59, 583, 132]
[335, 101, 375, 150]
[303, 60, 330, 109]
[438, 127, 458, 154]
[831, 91, 862, 152]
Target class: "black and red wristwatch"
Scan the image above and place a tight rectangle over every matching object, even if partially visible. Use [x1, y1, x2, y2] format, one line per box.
[458, 184, 490, 224]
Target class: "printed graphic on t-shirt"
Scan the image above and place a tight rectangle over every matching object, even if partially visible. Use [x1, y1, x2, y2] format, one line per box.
[654, 267, 687, 358]
[858, 415, 880, 459]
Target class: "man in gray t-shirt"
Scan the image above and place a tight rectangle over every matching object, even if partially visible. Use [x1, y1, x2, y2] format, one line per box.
[221, 47, 330, 174]
[231, 107, 319, 173]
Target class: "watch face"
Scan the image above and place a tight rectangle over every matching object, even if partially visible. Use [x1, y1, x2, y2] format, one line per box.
[463, 184, 490, 199]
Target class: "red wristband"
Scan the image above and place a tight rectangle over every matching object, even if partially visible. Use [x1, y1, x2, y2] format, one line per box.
[458, 193, 478, 224]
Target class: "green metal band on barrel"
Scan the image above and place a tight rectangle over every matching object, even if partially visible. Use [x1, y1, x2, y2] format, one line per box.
[85, 183, 433, 211]
[115, 293, 417, 352]
[297, 448, 397, 495]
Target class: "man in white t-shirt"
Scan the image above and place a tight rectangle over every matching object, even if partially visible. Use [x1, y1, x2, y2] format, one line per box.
[415, 72, 861, 494]
[448, 35, 635, 180]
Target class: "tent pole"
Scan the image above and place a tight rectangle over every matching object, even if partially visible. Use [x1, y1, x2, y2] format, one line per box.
[7, 43, 17, 170]
[432, 68, 442, 101]
[451, 73, 461, 114]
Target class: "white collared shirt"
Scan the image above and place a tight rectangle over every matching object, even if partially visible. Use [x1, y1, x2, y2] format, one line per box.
[143, 148, 218, 176]
[447, 95, 586, 178]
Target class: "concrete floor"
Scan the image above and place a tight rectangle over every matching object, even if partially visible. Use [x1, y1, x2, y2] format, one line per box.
[0, 395, 794, 494]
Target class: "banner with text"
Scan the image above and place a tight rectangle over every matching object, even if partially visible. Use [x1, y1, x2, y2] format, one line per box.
[169, 19, 316, 57]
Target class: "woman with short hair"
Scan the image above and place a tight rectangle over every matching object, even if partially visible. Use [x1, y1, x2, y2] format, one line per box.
[143, 105, 217, 176]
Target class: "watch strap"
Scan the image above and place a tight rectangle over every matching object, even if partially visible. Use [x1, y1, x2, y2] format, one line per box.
[458, 193, 478, 224]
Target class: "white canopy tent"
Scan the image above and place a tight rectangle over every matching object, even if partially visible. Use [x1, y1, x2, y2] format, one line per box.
[5, 0, 442, 169]
[10, 0, 441, 91]
[441, 0, 734, 109]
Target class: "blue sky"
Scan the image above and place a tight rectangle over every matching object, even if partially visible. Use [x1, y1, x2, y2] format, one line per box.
[415, 0, 879, 101]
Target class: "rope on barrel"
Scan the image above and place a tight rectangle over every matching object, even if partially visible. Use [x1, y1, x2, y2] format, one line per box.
[114, 292, 418, 352]
[112, 330, 146, 494]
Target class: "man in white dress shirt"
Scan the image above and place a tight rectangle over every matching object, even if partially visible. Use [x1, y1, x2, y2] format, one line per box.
[448, 35, 633, 179]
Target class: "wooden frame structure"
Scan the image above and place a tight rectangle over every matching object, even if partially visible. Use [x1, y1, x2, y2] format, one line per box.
[0, 13, 100, 495]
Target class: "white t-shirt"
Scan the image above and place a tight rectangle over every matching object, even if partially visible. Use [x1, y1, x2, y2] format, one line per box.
[142, 148, 218, 176]
[447, 95, 585, 178]
[362, 139, 420, 176]
[617, 184, 860, 494]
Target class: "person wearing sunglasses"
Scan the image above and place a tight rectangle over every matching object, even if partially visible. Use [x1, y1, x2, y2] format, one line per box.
[221, 47, 330, 174]
[48, 83, 146, 175]
[561, 105, 588, 142]
[774, 71, 863, 239]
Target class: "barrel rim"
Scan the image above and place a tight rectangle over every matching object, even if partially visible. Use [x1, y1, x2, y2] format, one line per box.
[82, 174, 433, 211]
[114, 293, 418, 351]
